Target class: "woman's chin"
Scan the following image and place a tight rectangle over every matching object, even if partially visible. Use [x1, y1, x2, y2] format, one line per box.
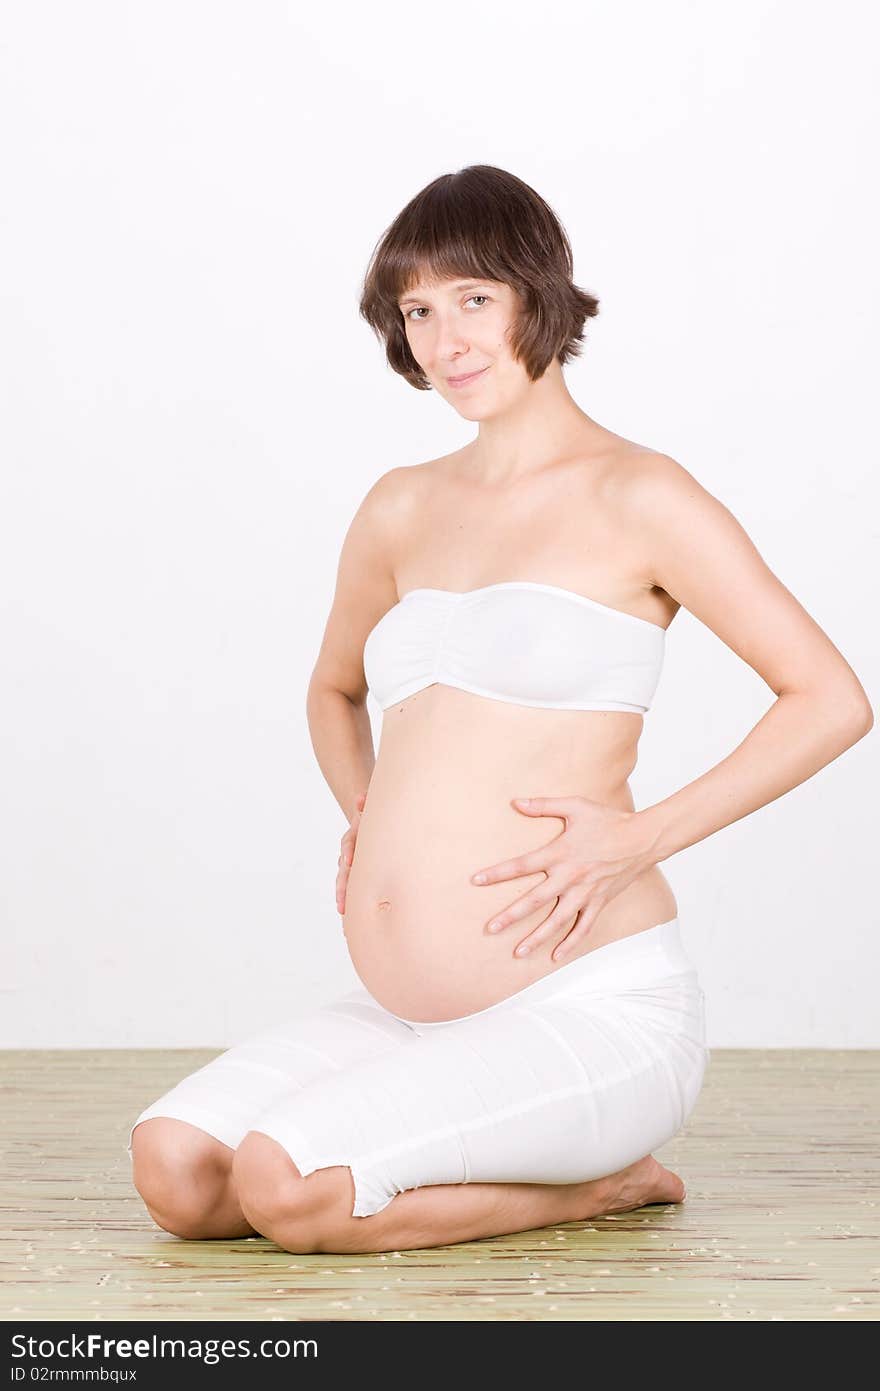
[451, 401, 497, 423]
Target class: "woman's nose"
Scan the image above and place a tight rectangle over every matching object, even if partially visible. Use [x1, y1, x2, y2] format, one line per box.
[432, 322, 472, 360]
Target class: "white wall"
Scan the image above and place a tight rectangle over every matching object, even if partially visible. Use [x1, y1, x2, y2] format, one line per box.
[1, 0, 876, 1047]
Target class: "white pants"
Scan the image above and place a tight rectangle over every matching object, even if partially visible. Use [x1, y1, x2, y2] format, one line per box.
[127, 917, 709, 1219]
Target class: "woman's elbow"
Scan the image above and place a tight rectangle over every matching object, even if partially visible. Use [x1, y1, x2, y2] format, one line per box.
[831, 685, 874, 741]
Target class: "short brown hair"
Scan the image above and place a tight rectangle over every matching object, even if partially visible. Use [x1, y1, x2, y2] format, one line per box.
[358, 165, 600, 391]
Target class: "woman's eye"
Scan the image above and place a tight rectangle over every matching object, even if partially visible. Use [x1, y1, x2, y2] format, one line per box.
[406, 295, 489, 322]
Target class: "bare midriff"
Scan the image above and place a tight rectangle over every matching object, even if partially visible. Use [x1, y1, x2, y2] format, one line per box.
[342, 682, 678, 1022]
[338, 438, 681, 1022]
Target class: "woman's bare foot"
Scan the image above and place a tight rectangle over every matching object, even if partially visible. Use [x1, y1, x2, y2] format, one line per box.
[575, 1154, 686, 1219]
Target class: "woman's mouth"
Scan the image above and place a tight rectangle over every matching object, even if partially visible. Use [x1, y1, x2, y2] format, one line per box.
[446, 366, 490, 389]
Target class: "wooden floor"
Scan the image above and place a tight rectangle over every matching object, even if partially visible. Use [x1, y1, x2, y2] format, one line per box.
[1, 1049, 878, 1322]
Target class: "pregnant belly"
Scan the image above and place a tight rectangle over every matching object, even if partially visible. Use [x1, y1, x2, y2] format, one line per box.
[341, 688, 678, 1022]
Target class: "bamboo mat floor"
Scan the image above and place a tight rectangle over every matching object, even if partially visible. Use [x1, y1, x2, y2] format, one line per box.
[1, 1048, 878, 1322]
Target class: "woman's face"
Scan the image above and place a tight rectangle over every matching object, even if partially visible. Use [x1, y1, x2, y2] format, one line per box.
[398, 275, 532, 419]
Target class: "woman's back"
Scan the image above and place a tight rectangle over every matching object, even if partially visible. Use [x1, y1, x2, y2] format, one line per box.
[342, 434, 681, 1022]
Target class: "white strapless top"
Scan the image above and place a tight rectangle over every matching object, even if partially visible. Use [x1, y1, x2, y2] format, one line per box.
[363, 581, 666, 714]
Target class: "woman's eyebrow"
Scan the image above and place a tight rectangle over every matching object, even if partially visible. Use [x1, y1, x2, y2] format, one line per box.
[397, 281, 492, 307]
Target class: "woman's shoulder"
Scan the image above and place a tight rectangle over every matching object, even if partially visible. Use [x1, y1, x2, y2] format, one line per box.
[368, 449, 465, 509]
[375, 441, 711, 519]
[595, 442, 720, 537]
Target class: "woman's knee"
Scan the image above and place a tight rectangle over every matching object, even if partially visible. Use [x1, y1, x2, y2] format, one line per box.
[231, 1131, 335, 1250]
[130, 1116, 234, 1238]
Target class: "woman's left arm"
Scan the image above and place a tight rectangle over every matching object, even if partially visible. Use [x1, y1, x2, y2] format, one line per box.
[634, 675, 870, 870]
[471, 454, 874, 959]
[625, 453, 874, 865]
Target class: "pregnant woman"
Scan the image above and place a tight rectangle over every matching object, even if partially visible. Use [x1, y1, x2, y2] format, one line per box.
[128, 165, 873, 1255]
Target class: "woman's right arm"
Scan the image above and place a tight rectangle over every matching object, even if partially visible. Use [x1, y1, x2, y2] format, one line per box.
[305, 466, 412, 825]
[306, 685, 374, 827]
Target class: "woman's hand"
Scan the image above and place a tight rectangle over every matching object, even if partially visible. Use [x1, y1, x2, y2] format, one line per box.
[336, 790, 367, 916]
[470, 795, 662, 962]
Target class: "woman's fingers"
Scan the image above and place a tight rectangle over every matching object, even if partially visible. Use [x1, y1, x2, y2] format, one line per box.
[472, 847, 557, 886]
[484, 880, 559, 935]
[551, 901, 607, 960]
[337, 866, 351, 913]
[337, 841, 353, 911]
[337, 792, 368, 913]
[512, 896, 584, 956]
[337, 819, 364, 911]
